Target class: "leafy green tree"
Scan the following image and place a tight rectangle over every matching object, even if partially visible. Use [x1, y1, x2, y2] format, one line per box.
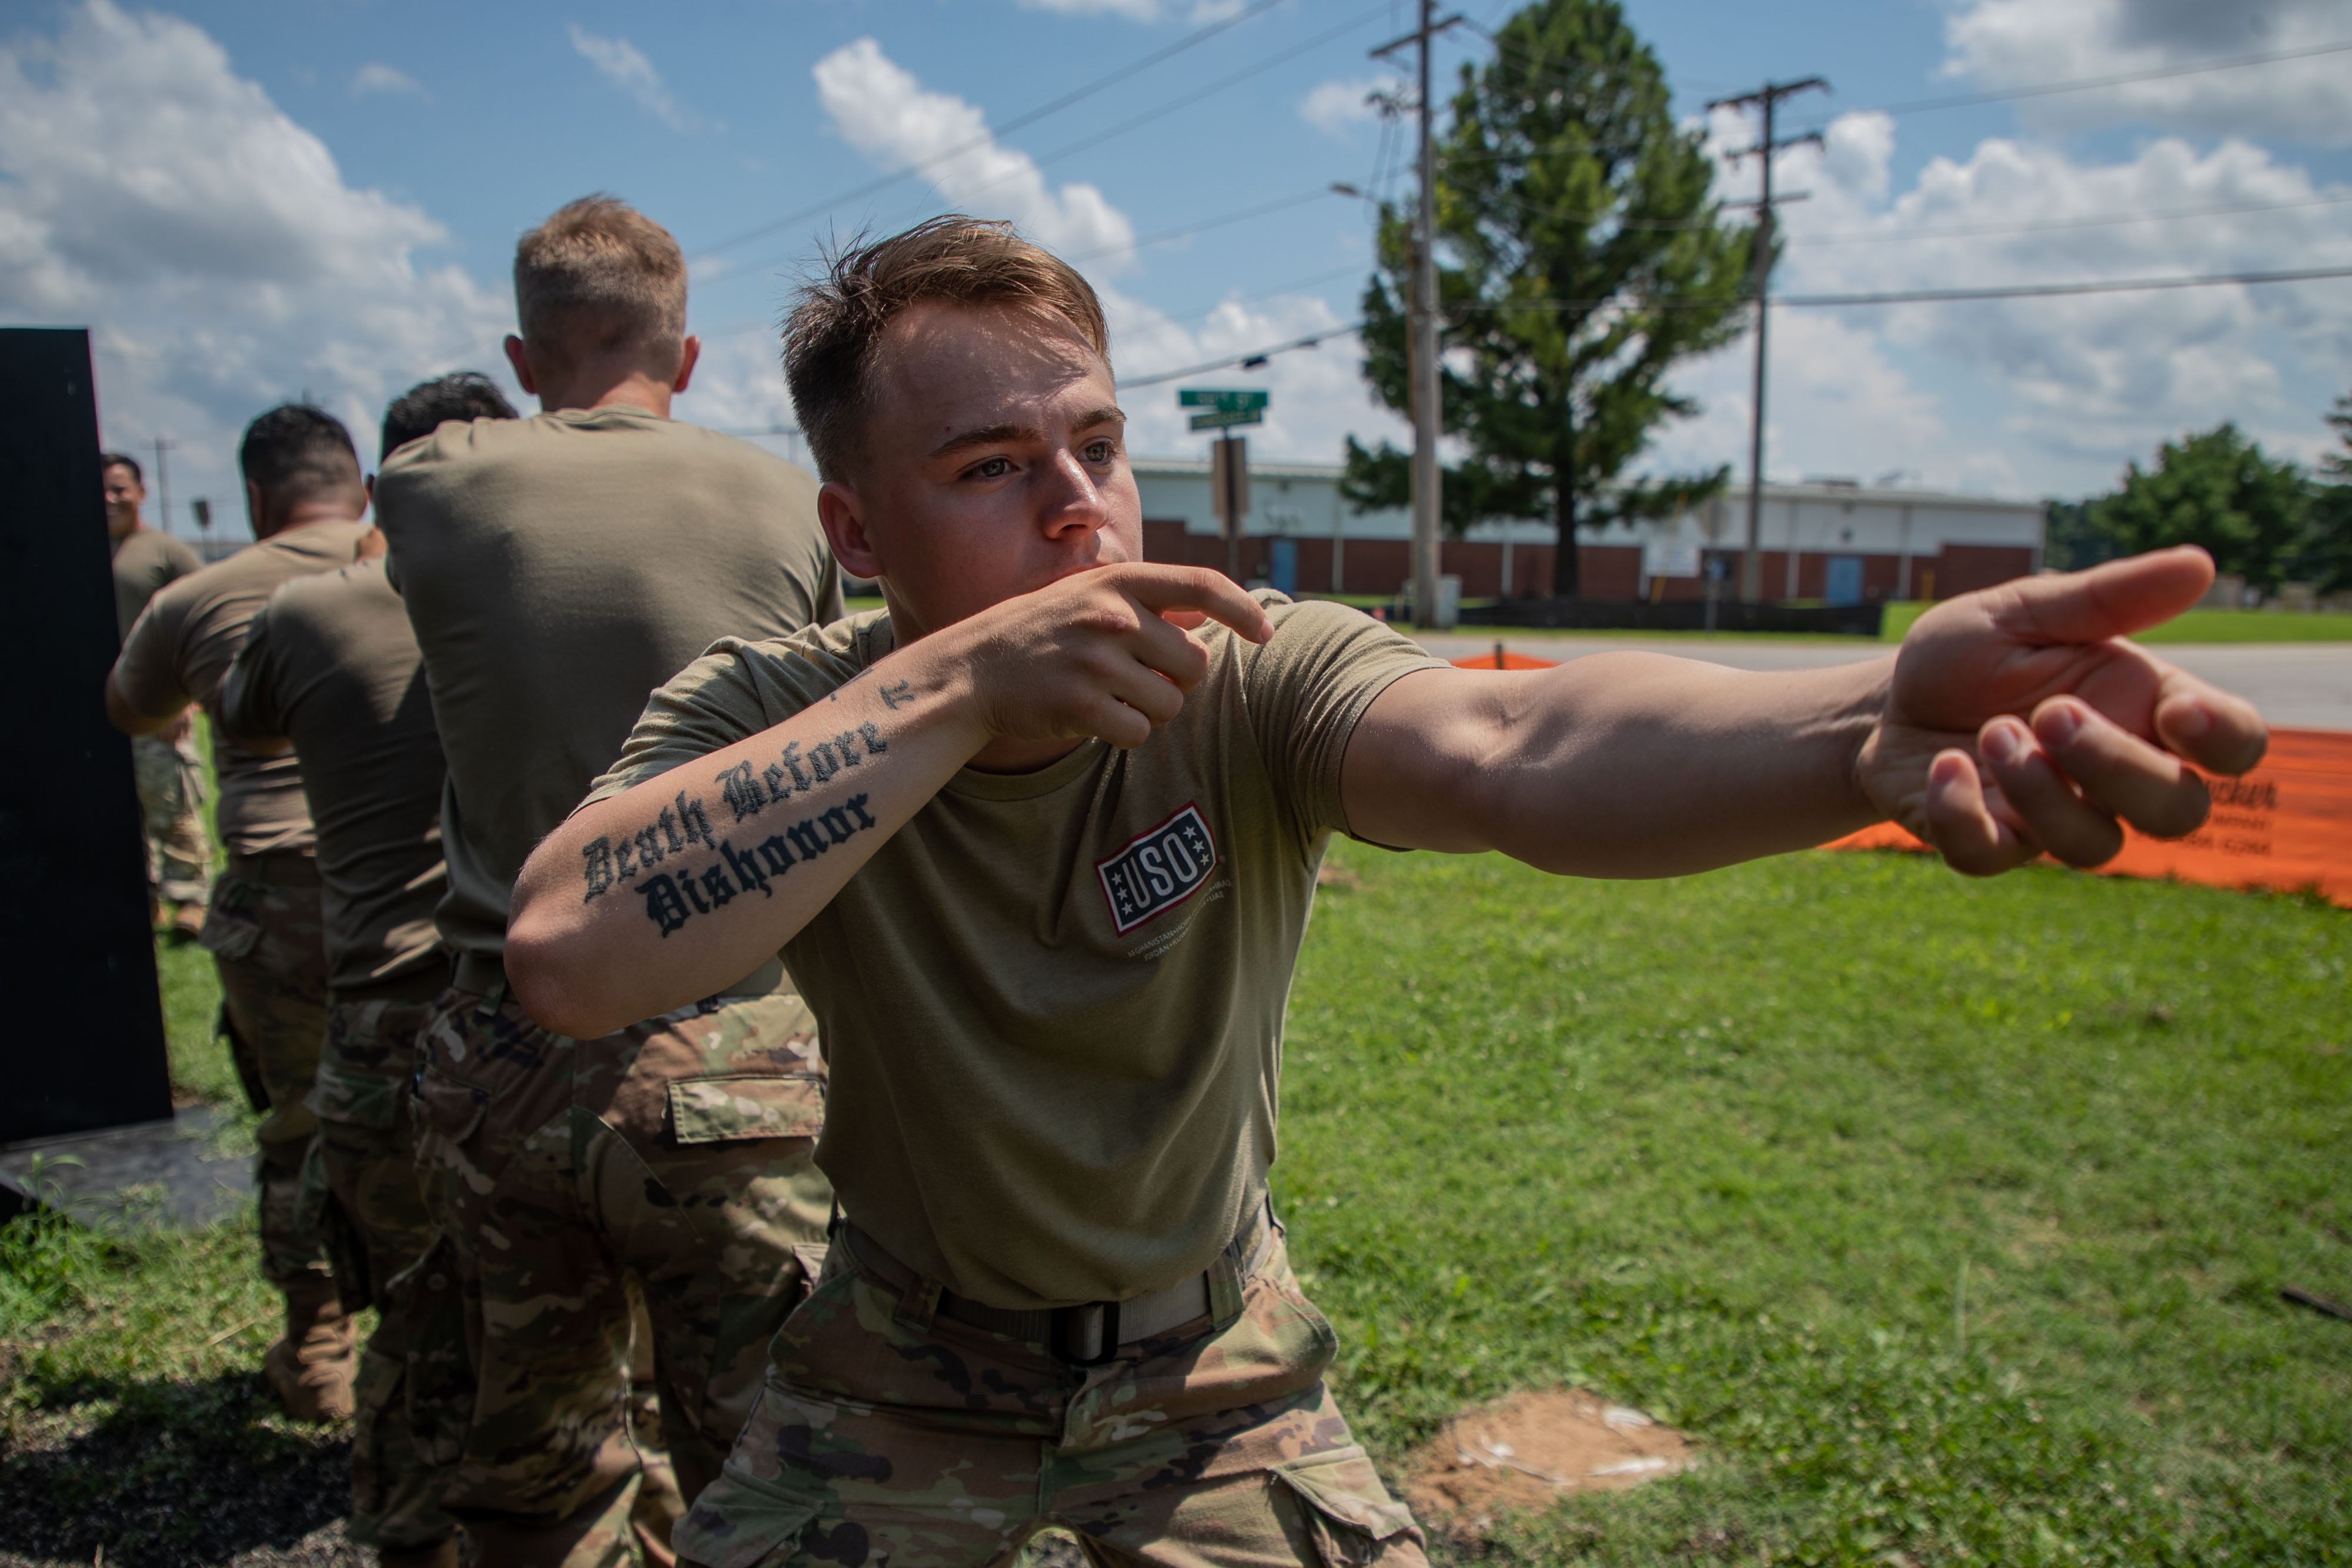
[1342, 0, 1752, 596]
[2296, 392, 2352, 591]
[2040, 498, 2119, 573]
[2086, 423, 2308, 591]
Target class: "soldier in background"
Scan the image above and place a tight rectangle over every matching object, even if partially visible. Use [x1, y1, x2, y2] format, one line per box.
[106, 406, 370, 1423]
[217, 372, 518, 1568]
[376, 196, 842, 1565]
[103, 451, 212, 938]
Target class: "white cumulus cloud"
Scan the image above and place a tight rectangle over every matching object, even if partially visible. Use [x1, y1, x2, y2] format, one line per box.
[569, 25, 693, 132]
[1015, 0, 1248, 21]
[0, 1, 508, 534]
[1942, 0, 2352, 145]
[350, 62, 425, 98]
[1299, 76, 1395, 138]
[1107, 280, 1402, 463]
[812, 37, 1135, 266]
[1671, 103, 2352, 494]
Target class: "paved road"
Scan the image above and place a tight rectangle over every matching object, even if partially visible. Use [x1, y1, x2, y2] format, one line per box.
[1409, 634, 2352, 732]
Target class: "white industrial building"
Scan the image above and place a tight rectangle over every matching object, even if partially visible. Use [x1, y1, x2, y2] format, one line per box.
[1132, 457, 2045, 603]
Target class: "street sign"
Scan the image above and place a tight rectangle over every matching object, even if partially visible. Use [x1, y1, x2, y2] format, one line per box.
[1178, 389, 1269, 413]
[1188, 407, 1264, 432]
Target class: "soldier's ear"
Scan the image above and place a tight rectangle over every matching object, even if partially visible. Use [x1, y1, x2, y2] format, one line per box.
[820, 481, 880, 581]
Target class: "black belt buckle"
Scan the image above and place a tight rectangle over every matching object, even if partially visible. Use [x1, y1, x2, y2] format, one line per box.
[1051, 1299, 1122, 1366]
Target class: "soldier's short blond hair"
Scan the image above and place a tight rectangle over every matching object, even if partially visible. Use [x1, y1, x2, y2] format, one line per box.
[513, 195, 687, 365]
[783, 216, 1110, 481]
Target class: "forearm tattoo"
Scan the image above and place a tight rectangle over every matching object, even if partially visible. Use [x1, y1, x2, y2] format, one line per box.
[579, 718, 890, 937]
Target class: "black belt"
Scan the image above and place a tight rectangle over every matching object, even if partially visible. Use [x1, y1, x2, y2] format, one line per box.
[838, 1205, 1272, 1368]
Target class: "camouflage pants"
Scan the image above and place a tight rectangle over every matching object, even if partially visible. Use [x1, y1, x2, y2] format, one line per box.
[303, 967, 467, 1552]
[676, 1212, 1427, 1568]
[200, 856, 333, 1290]
[132, 729, 212, 908]
[412, 978, 833, 1567]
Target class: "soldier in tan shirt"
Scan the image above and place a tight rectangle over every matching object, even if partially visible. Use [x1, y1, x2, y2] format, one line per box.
[108, 406, 369, 1426]
[103, 450, 211, 935]
[511, 219, 2271, 1568]
[218, 373, 519, 1568]
[378, 197, 841, 1566]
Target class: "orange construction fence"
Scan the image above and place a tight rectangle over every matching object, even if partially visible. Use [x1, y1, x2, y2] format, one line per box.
[1451, 648, 2352, 908]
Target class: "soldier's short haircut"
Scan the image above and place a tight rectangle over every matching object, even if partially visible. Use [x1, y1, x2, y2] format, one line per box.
[238, 404, 361, 499]
[513, 195, 687, 366]
[100, 451, 142, 485]
[783, 216, 1110, 482]
[380, 372, 519, 463]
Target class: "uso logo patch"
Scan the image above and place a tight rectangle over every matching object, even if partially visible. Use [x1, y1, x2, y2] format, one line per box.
[1097, 804, 1219, 934]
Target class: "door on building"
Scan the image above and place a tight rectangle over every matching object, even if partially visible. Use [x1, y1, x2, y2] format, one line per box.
[1268, 537, 1298, 596]
[1825, 555, 1864, 606]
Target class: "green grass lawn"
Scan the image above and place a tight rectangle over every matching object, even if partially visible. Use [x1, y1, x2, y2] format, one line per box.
[5, 848, 2347, 1563]
[1282, 843, 2350, 1564]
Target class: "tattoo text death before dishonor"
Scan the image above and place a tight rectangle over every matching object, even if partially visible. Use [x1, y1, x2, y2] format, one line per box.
[578, 718, 891, 934]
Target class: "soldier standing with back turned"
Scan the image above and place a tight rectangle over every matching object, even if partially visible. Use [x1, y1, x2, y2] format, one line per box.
[103, 450, 212, 938]
[375, 196, 843, 1566]
[217, 372, 521, 1568]
[106, 406, 370, 1423]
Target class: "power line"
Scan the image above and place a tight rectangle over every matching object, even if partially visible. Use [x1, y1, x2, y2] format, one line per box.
[1798, 35, 2352, 128]
[1065, 187, 1342, 265]
[722, 4, 1391, 281]
[1448, 262, 2352, 311]
[883, 6, 1391, 243]
[1777, 263, 2352, 307]
[1115, 322, 1366, 391]
[1789, 189, 2352, 247]
[687, 0, 1290, 262]
[1156, 263, 1369, 332]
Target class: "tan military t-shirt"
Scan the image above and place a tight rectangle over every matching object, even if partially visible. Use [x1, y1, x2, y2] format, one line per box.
[216, 560, 446, 991]
[112, 520, 370, 859]
[109, 527, 203, 643]
[587, 595, 1444, 1309]
[375, 407, 843, 961]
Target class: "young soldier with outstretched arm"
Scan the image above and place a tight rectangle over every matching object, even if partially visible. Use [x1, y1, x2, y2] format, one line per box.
[508, 219, 2267, 1568]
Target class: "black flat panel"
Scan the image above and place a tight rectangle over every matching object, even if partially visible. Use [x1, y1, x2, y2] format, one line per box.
[0, 328, 173, 1142]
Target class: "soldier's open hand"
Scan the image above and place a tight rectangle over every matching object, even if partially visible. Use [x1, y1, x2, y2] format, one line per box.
[1856, 546, 2269, 876]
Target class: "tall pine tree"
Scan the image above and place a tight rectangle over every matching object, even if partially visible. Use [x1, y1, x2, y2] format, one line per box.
[1343, 0, 1753, 596]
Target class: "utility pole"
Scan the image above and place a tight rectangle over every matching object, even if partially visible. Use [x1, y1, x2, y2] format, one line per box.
[149, 434, 176, 537]
[1707, 76, 1825, 603]
[1374, 4, 1460, 628]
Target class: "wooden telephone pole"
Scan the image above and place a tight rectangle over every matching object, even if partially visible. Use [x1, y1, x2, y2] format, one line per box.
[1374, 3, 1461, 627]
[1707, 76, 1826, 603]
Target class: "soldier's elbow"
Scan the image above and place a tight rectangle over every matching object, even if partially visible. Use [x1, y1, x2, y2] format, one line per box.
[505, 903, 626, 1041]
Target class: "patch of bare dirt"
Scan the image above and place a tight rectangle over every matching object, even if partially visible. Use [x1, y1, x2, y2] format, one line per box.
[1404, 1389, 1693, 1535]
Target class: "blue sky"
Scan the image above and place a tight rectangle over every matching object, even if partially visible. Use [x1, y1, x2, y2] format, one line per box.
[7, 0, 2350, 541]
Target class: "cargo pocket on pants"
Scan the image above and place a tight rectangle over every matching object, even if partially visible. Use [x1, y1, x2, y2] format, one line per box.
[670, 1470, 823, 1568]
[1274, 1447, 1426, 1568]
[196, 892, 264, 962]
[667, 1074, 826, 1145]
[412, 1064, 489, 1147]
